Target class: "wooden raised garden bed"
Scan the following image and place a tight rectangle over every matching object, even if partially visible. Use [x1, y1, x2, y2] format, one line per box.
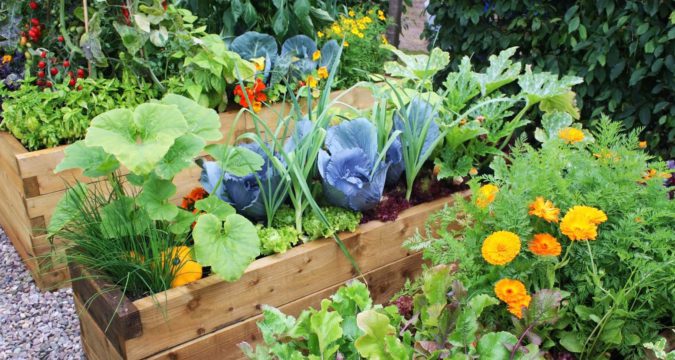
[0, 86, 377, 290]
[72, 192, 468, 360]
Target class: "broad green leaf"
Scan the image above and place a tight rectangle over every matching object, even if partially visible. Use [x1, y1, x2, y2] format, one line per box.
[193, 213, 260, 281]
[136, 175, 178, 221]
[477, 331, 518, 360]
[473, 47, 522, 95]
[468, 294, 500, 317]
[155, 134, 205, 180]
[310, 299, 343, 357]
[258, 305, 296, 344]
[354, 310, 399, 358]
[599, 319, 624, 345]
[518, 68, 583, 117]
[448, 309, 479, 347]
[85, 104, 187, 175]
[160, 94, 222, 142]
[47, 182, 88, 235]
[168, 208, 197, 235]
[444, 122, 487, 149]
[539, 91, 580, 120]
[559, 332, 584, 353]
[331, 281, 373, 317]
[523, 289, 562, 325]
[195, 196, 236, 220]
[55, 140, 120, 177]
[422, 264, 455, 305]
[149, 26, 169, 47]
[205, 143, 264, 177]
[382, 44, 450, 82]
[113, 22, 148, 55]
[443, 57, 480, 113]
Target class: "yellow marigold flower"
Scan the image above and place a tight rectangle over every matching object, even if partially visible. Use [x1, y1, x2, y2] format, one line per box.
[528, 233, 562, 256]
[317, 31, 324, 38]
[560, 205, 607, 241]
[528, 196, 560, 223]
[558, 127, 584, 143]
[343, 40, 350, 47]
[331, 24, 342, 35]
[312, 50, 321, 61]
[306, 75, 318, 88]
[494, 279, 528, 304]
[378, 10, 386, 21]
[481, 231, 521, 265]
[507, 294, 531, 319]
[476, 184, 499, 208]
[1, 54, 11, 64]
[639, 141, 647, 149]
[317, 66, 329, 79]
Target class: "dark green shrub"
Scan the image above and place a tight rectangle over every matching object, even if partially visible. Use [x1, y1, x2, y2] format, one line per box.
[425, 0, 675, 158]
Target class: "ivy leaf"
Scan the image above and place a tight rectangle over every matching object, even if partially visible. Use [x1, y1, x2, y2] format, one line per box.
[193, 213, 260, 281]
[136, 175, 178, 221]
[55, 140, 120, 177]
[160, 94, 223, 142]
[195, 196, 235, 220]
[310, 299, 343, 358]
[354, 310, 398, 358]
[85, 104, 188, 175]
[476, 331, 518, 360]
[205, 143, 264, 177]
[47, 182, 88, 236]
[155, 134, 204, 179]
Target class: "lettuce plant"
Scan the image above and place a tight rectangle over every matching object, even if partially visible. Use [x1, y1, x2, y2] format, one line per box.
[318, 118, 392, 211]
[50, 94, 265, 284]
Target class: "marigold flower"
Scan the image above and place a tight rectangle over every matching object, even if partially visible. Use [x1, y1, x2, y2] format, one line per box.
[528, 196, 560, 223]
[343, 40, 349, 47]
[481, 231, 521, 265]
[348, 9, 355, 17]
[507, 294, 531, 318]
[558, 127, 584, 144]
[1, 54, 11, 64]
[494, 279, 528, 304]
[317, 31, 324, 38]
[317, 66, 329, 79]
[312, 50, 321, 61]
[639, 141, 647, 149]
[306, 75, 318, 88]
[476, 184, 499, 208]
[528, 233, 562, 256]
[560, 205, 607, 241]
[378, 10, 386, 21]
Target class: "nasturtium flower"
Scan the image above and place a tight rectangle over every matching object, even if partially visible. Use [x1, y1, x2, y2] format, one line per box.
[528, 196, 560, 223]
[306, 75, 318, 88]
[481, 231, 521, 265]
[560, 205, 607, 241]
[317, 66, 329, 79]
[162, 246, 203, 288]
[312, 50, 321, 61]
[558, 127, 584, 143]
[180, 187, 208, 211]
[528, 233, 562, 256]
[476, 184, 499, 208]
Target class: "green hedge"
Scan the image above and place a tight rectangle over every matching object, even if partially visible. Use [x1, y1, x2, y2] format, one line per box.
[425, 0, 675, 158]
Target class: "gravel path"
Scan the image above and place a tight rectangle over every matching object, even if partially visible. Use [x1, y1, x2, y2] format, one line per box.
[0, 227, 83, 359]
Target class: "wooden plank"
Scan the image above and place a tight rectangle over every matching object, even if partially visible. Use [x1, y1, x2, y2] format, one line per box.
[148, 252, 425, 360]
[70, 264, 142, 358]
[121, 194, 459, 359]
[75, 297, 125, 360]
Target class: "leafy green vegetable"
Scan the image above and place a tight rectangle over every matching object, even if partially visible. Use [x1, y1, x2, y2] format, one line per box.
[258, 225, 299, 256]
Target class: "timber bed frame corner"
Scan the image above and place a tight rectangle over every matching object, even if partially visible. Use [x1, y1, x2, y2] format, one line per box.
[72, 191, 470, 360]
[0, 86, 377, 291]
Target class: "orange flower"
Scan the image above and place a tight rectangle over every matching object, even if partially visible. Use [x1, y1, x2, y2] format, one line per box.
[476, 184, 499, 208]
[528, 197, 560, 223]
[639, 141, 647, 149]
[528, 233, 562, 256]
[317, 66, 329, 79]
[507, 294, 531, 319]
[181, 187, 208, 211]
[495, 279, 531, 319]
[252, 101, 262, 113]
[558, 127, 584, 143]
[481, 231, 521, 265]
[560, 205, 607, 241]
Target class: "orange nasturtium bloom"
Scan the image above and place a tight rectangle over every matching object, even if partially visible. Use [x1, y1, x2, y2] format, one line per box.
[476, 184, 499, 208]
[528, 197, 560, 223]
[481, 231, 521, 265]
[494, 278, 531, 319]
[558, 127, 584, 144]
[528, 233, 562, 256]
[560, 205, 607, 241]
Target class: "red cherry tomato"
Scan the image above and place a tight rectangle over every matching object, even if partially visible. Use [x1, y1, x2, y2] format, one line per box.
[50, 67, 58, 76]
[63, 60, 70, 68]
[38, 61, 46, 69]
[37, 71, 45, 78]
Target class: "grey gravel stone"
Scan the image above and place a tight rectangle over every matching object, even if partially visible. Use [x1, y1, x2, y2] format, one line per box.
[0, 227, 83, 359]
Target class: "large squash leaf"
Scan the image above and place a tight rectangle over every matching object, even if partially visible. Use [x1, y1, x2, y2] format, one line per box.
[136, 175, 178, 221]
[160, 94, 222, 142]
[205, 143, 264, 177]
[192, 213, 260, 281]
[154, 134, 205, 180]
[55, 140, 120, 177]
[85, 104, 187, 175]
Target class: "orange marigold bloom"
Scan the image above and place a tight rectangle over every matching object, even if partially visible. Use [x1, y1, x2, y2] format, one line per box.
[317, 66, 329, 79]
[494, 278, 528, 303]
[507, 294, 531, 319]
[481, 231, 521, 265]
[476, 184, 499, 208]
[528, 233, 562, 256]
[558, 127, 584, 143]
[181, 187, 208, 211]
[560, 205, 607, 241]
[528, 197, 560, 223]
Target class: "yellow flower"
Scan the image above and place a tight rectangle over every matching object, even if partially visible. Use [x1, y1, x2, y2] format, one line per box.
[1, 54, 11, 64]
[639, 141, 647, 149]
[528, 233, 562, 256]
[343, 40, 350, 47]
[378, 10, 386, 21]
[528, 196, 560, 223]
[481, 231, 521, 265]
[317, 66, 329, 79]
[560, 205, 607, 241]
[312, 50, 321, 61]
[558, 127, 585, 143]
[252, 101, 262, 113]
[251, 57, 265, 72]
[306, 75, 318, 88]
[317, 31, 325, 38]
[349, 9, 355, 17]
[331, 23, 343, 35]
[507, 294, 531, 319]
[476, 184, 499, 208]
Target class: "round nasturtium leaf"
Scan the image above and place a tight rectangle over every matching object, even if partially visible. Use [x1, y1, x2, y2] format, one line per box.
[84, 104, 188, 175]
[193, 213, 260, 282]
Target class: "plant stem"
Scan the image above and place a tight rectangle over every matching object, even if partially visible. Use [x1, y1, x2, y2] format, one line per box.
[510, 322, 536, 360]
[498, 100, 532, 151]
